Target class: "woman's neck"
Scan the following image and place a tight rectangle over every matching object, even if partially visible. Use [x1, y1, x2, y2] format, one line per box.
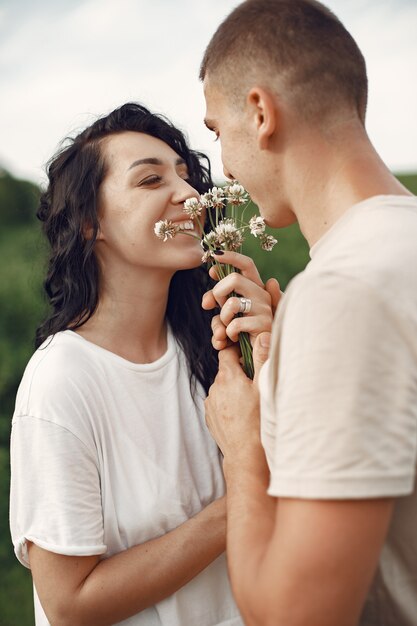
[75, 269, 172, 364]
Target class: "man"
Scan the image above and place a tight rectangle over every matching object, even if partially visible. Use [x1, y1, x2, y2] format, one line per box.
[201, 1, 417, 625]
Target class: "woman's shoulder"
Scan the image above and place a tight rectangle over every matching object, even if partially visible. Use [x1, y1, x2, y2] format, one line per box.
[14, 331, 102, 422]
[24, 331, 96, 382]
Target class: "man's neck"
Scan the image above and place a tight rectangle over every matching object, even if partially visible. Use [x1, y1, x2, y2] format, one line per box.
[286, 121, 411, 247]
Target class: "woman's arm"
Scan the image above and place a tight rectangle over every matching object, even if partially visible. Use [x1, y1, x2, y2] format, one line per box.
[29, 496, 226, 626]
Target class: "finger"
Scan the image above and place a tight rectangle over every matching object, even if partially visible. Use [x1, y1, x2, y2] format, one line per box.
[212, 273, 270, 304]
[213, 251, 263, 287]
[211, 315, 228, 350]
[218, 344, 242, 372]
[224, 314, 272, 343]
[208, 265, 222, 282]
[218, 296, 252, 327]
[212, 336, 229, 351]
[206, 260, 233, 283]
[205, 285, 229, 309]
[202, 289, 218, 311]
[265, 278, 281, 314]
[211, 317, 236, 351]
[253, 332, 271, 386]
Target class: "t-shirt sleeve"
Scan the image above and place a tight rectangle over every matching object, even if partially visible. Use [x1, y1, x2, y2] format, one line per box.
[10, 415, 107, 568]
[268, 271, 417, 499]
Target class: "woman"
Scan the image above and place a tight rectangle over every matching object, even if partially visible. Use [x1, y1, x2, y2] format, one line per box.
[10, 103, 275, 626]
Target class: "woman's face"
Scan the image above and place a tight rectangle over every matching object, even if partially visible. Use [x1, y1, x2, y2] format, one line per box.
[95, 131, 204, 275]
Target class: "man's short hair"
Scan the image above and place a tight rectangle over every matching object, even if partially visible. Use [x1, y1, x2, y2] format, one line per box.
[200, 0, 368, 123]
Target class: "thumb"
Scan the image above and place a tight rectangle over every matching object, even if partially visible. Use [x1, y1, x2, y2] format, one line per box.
[265, 278, 281, 315]
[253, 332, 271, 385]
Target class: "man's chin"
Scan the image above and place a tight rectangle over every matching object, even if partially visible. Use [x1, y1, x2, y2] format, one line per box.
[258, 206, 297, 230]
[256, 206, 277, 228]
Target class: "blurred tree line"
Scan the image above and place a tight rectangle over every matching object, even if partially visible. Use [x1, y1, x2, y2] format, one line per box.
[0, 169, 45, 625]
[0, 168, 416, 625]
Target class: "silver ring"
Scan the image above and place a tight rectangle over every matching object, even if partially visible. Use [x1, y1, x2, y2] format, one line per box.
[238, 297, 252, 314]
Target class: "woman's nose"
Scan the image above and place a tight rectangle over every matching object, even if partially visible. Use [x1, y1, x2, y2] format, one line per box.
[172, 177, 199, 204]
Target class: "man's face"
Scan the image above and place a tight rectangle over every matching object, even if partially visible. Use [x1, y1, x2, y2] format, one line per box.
[203, 76, 295, 228]
[203, 77, 255, 190]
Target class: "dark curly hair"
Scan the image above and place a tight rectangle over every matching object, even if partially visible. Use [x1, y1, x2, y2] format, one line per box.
[36, 102, 218, 393]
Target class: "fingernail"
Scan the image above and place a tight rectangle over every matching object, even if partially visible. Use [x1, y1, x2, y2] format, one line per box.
[213, 250, 224, 255]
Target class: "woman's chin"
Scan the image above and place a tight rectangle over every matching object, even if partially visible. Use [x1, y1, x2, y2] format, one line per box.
[176, 249, 204, 271]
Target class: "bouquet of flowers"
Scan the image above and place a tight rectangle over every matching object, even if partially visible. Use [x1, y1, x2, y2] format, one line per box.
[154, 182, 277, 379]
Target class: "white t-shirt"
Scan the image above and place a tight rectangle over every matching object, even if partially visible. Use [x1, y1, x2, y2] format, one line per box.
[259, 195, 417, 625]
[10, 328, 242, 626]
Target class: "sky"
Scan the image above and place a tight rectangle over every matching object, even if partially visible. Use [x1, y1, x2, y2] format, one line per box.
[0, 0, 416, 186]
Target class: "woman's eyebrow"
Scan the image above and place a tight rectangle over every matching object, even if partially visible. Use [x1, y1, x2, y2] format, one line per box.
[128, 157, 162, 171]
[127, 157, 186, 171]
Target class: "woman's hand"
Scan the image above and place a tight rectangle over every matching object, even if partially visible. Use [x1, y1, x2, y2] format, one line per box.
[202, 250, 281, 350]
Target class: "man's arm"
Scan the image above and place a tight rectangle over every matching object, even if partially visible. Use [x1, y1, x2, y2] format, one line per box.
[205, 344, 394, 626]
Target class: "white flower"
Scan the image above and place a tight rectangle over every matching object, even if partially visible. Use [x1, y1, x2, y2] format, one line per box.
[183, 197, 203, 218]
[154, 220, 179, 242]
[249, 215, 266, 237]
[200, 192, 213, 208]
[215, 219, 240, 238]
[203, 230, 221, 249]
[214, 218, 244, 251]
[225, 181, 248, 205]
[199, 187, 226, 209]
[259, 234, 278, 251]
[201, 249, 215, 263]
[210, 186, 227, 209]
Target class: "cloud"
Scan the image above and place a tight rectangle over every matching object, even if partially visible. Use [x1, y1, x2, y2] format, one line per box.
[0, 0, 416, 184]
[337, 0, 417, 171]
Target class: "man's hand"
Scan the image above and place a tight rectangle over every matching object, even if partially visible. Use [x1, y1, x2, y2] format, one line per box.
[205, 332, 271, 459]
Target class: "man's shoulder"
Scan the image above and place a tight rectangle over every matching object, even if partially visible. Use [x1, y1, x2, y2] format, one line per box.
[301, 196, 417, 308]
[311, 194, 417, 259]
[349, 194, 417, 259]
[284, 269, 376, 311]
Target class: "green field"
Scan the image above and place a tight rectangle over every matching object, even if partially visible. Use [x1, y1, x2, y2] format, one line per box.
[0, 170, 416, 625]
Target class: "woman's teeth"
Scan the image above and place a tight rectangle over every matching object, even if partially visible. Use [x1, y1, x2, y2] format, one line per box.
[177, 221, 194, 230]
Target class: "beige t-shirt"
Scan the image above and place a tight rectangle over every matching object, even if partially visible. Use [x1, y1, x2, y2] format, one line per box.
[259, 195, 417, 625]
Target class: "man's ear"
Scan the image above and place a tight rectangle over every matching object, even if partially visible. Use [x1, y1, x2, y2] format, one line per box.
[247, 87, 279, 150]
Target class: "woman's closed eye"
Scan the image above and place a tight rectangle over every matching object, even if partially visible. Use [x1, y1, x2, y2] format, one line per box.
[138, 175, 162, 187]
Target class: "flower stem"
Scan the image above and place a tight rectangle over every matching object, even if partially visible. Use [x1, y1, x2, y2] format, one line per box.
[239, 331, 254, 379]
